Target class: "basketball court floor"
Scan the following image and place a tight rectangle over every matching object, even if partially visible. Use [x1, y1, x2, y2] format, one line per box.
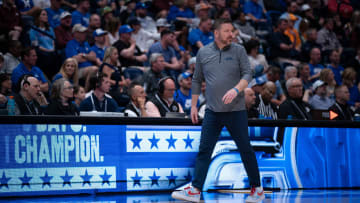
[1, 189, 359, 202]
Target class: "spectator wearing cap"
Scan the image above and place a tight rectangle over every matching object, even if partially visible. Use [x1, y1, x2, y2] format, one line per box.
[0, 0, 22, 41]
[45, 0, 64, 28]
[71, 0, 90, 27]
[301, 4, 321, 30]
[188, 2, 210, 29]
[279, 2, 302, 30]
[147, 29, 184, 79]
[136, 53, 167, 98]
[129, 17, 160, 53]
[135, 2, 157, 34]
[90, 28, 108, 62]
[113, 24, 147, 79]
[174, 71, 198, 115]
[249, 66, 286, 106]
[249, 75, 266, 94]
[283, 13, 301, 50]
[188, 17, 214, 56]
[279, 77, 312, 120]
[327, 49, 344, 85]
[119, 0, 136, 25]
[309, 80, 334, 110]
[167, 0, 195, 23]
[65, 24, 99, 84]
[55, 11, 73, 50]
[145, 76, 184, 117]
[156, 18, 171, 34]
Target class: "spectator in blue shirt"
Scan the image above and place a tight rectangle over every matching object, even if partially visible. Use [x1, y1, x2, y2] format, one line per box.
[243, 0, 267, 23]
[147, 29, 184, 79]
[188, 17, 214, 55]
[91, 28, 108, 61]
[11, 47, 49, 93]
[15, 0, 41, 16]
[243, 0, 270, 32]
[167, 0, 195, 23]
[308, 47, 324, 81]
[174, 71, 198, 115]
[45, 0, 64, 28]
[65, 24, 99, 89]
[29, 9, 58, 79]
[249, 66, 286, 106]
[71, 0, 90, 27]
[327, 49, 344, 85]
[80, 72, 120, 112]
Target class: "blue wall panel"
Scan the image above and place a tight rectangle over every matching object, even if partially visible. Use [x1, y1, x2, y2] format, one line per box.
[0, 123, 359, 197]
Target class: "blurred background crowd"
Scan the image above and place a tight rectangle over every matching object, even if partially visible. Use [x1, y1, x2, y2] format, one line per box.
[0, 0, 360, 120]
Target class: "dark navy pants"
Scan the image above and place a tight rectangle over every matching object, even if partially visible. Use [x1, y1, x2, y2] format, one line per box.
[192, 109, 261, 190]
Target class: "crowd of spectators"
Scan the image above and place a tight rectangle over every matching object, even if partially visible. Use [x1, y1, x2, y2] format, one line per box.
[0, 0, 360, 120]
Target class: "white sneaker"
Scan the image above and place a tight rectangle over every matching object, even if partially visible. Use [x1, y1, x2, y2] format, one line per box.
[171, 185, 201, 202]
[245, 186, 265, 202]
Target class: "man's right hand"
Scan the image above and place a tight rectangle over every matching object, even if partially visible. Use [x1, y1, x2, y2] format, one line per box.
[191, 107, 198, 124]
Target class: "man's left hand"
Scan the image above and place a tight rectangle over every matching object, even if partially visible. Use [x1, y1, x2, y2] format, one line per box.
[222, 88, 238, 104]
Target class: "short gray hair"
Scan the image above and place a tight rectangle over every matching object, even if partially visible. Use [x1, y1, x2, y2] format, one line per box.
[149, 53, 163, 65]
[285, 66, 297, 74]
[285, 77, 301, 91]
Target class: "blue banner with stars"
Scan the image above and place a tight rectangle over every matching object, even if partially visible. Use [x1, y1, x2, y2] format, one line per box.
[0, 124, 202, 196]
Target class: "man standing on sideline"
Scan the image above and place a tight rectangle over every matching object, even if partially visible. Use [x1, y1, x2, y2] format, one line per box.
[171, 18, 264, 203]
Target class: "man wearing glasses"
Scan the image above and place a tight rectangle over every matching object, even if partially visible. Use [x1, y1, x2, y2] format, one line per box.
[279, 77, 312, 119]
